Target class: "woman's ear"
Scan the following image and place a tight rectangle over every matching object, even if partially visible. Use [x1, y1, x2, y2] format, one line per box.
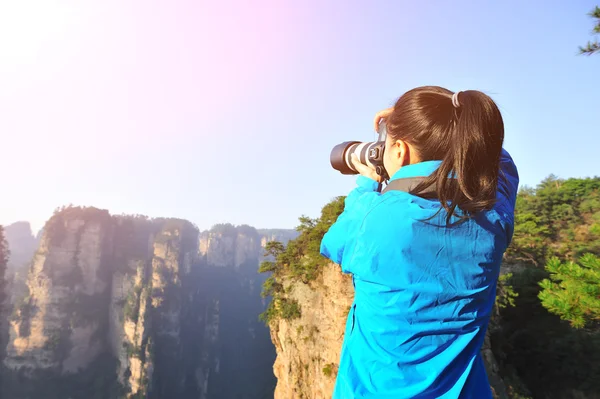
[395, 140, 410, 167]
[395, 140, 420, 166]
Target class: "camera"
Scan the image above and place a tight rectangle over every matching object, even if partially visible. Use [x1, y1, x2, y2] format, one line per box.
[329, 121, 389, 180]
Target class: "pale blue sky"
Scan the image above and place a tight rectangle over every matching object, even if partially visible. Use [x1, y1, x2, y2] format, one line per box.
[1, 0, 598, 233]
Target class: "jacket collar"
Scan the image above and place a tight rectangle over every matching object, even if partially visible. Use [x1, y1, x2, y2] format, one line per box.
[389, 160, 442, 181]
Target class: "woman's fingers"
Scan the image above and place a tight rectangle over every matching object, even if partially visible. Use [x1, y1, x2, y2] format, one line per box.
[350, 154, 367, 173]
[351, 154, 381, 182]
[373, 108, 393, 131]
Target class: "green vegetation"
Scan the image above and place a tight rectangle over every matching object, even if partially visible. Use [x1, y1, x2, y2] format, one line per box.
[280, 299, 302, 320]
[505, 175, 600, 265]
[259, 297, 302, 324]
[260, 275, 282, 298]
[45, 205, 112, 246]
[44, 331, 62, 351]
[236, 224, 260, 238]
[123, 342, 142, 359]
[152, 218, 199, 257]
[495, 273, 518, 311]
[579, 6, 600, 55]
[261, 197, 345, 283]
[210, 223, 238, 236]
[258, 197, 345, 324]
[538, 254, 600, 328]
[10, 286, 35, 336]
[258, 241, 285, 274]
[322, 363, 338, 378]
[124, 284, 144, 322]
[498, 176, 600, 398]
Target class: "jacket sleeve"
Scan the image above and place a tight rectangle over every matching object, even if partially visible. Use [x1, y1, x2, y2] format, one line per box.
[496, 148, 520, 244]
[320, 176, 381, 270]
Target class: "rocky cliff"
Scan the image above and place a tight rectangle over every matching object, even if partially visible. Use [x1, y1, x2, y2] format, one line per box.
[195, 224, 298, 398]
[269, 263, 353, 399]
[0, 207, 297, 399]
[1, 207, 202, 398]
[199, 224, 298, 268]
[3, 221, 40, 304]
[4, 221, 40, 272]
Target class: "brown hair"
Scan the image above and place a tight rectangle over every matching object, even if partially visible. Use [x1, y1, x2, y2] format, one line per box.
[386, 86, 504, 224]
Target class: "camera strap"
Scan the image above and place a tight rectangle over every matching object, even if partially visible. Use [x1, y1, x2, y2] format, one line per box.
[381, 177, 438, 197]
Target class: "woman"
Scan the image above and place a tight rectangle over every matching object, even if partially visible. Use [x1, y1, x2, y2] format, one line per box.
[320, 86, 519, 399]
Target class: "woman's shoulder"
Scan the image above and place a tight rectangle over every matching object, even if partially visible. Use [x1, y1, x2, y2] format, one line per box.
[351, 197, 506, 289]
[364, 190, 446, 223]
[362, 193, 508, 243]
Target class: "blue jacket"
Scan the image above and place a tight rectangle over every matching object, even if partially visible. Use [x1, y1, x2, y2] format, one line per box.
[320, 149, 519, 399]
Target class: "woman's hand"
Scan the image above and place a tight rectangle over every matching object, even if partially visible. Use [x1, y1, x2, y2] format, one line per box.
[351, 153, 382, 183]
[374, 107, 393, 131]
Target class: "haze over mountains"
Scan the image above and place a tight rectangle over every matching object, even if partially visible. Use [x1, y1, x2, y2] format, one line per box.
[0, 207, 297, 399]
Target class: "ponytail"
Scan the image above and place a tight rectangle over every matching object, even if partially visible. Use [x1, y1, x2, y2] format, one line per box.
[386, 87, 504, 225]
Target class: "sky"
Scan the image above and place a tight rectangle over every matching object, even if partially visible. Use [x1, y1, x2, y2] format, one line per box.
[1, 0, 598, 234]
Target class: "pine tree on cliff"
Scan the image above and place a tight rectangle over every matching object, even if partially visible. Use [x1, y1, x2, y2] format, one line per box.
[538, 254, 600, 328]
[0, 225, 9, 306]
[580, 6, 600, 55]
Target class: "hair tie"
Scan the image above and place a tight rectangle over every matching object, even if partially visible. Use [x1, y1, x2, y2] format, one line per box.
[452, 91, 461, 108]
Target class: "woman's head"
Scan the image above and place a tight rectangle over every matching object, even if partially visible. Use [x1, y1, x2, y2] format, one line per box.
[383, 86, 504, 222]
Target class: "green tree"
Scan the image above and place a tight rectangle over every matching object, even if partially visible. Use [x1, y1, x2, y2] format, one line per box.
[505, 194, 550, 266]
[495, 273, 518, 311]
[505, 176, 600, 265]
[260, 276, 282, 298]
[259, 196, 345, 284]
[579, 6, 600, 55]
[279, 298, 301, 320]
[258, 196, 346, 324]
[496, 175, 600, 398]
[538, 254, 600, 328]
[258, 241, 286, 273]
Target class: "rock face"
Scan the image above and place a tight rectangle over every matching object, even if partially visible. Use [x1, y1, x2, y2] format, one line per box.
[270, 263, 353, 399]
[4, 221, 40, 272]
[3, 221, 41, 305]
[194, 224, 299, 398]
[199, 224, 299, 268]
[268, 263, 510, 399]
[257, 229, 301, 255]
[5, 212, 113, 374]
[0, 207, 199, 398]
[199, 224, 259, 268]
[0, 207, 298, 399]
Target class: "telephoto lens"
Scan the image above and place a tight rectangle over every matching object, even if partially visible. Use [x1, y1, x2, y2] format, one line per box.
[329, 121, 389, 179]
[330, 141, 380, 175]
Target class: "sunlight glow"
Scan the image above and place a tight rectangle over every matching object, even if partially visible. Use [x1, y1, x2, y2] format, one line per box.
[0, 0, 75, 67]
